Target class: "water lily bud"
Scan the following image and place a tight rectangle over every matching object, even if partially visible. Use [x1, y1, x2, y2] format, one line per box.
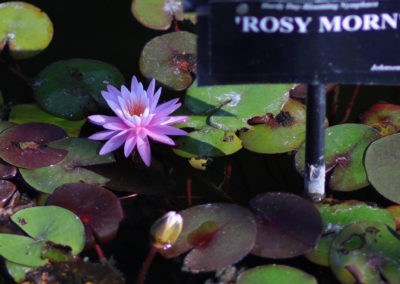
[150, 211, 183, 250]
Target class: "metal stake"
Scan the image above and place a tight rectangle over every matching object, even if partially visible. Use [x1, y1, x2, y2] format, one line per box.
[304, 84, 326, 202]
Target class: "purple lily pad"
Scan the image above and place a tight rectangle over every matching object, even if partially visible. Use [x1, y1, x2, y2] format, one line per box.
[250, 192, 322, 259]
[0, 162, 17, 180]
[47, 183, 124, 249]
[0, 180, 16, 207]
[160, 203, 257, 272]
[0, 123, 68, 169]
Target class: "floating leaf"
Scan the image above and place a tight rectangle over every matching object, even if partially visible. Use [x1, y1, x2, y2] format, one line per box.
[0, 2, 53, 59]
[140, 31, 196, 91]
[305, 199, 395, 266]
[20, 138, 114, 194]
[236, 264, 317, 284]
[6, 260, 34, 282]
[0, 180, 16, 207]
[329, 222, 400, 284]
[9, 104, 86, 137]
[240, 99, 306, 153]
[47, 183, 124, 249]
[249, 192, 322, 259]
[0, 162, 16, 180]
[0, 123, 68, 169]
[361, 103, 400, 136]
[295, 124, 380, 191]
[387, 205, 400, 233]
[364, 133, 400, 204]
[173, 128, 242, 158]
[160, 203, 256, 272]
[185, 82, 290, 131]
[132, 0, 195, 30]
[33, 59, 125, 120]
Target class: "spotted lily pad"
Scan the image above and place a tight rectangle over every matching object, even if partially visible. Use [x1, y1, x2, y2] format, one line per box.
[329, 222, 400, 284]
[33, 59, 125, 120]
[185, 82, 290, 131]
[47, 183, 124, 249]
[361, 103, 400, 136]
[305, 199, 395, 266]
[0, 2, 53, 59]
[132, 0, 195, 30]
[0, 206, 84, 267]
[236, 265, 317, 284]
[249, 192, 322, 259]
[9, 104, 86, 137]
[364, 133, 400, 204]
[160, 203, 256, 272]
[140, 31, 196, 91]
[295, 124, 380, 191]
[173, 127, 242, 158]
[0, 123, 68, 169]
[19, 138, 114, 194]
[239, 99, 306, 154]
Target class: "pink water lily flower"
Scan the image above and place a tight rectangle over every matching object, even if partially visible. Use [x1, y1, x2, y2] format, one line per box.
[88, 76, 189, 166]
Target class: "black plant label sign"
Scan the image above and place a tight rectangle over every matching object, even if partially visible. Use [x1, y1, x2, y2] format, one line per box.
[198, 0, 400, 85]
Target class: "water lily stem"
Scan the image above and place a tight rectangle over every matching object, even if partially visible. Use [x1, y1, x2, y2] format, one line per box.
[340, 85, 360, 123]
[137, 247, 157, 284]
[94, 243, 105, 260]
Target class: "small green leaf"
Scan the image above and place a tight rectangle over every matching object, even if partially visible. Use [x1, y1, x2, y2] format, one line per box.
[0, 234, 46, 266]
[6, 260, 34, 282]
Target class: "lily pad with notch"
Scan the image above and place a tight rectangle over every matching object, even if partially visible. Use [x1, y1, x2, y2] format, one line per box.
[160, 203, 257, 272]
[19, 138, 114, 194]
[139, 31, 196, 91]
[329, 222, 400, 284]
[47, 183, 124, 249]
[131, 0, 195, 30]
[33, 59, 125, 120]
[364, 133, 400, 204]
[305, 199, 395, 266]
[361, 103, 400, 136]
[249, 192, 322, 259]
[236, 264, 317, 284]
[295, 123, 381, 191]
[185, 82, 291, 131]
[0, 2, 53, 59]
[0, 122, 68, 169]
[239, 99, 306, 154]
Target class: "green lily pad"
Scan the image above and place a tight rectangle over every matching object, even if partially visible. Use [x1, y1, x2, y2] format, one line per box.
[139, 31, 196, 91]
[185, 82, 290, 131]
[361, 103, 400, 136]
[0, 206, 84, 267]
[172, 108, 208, 130]
[305, 199, 395, 266]
[364, 133, 400, 204]
[33, 59, 125, 120]
[132, 0, 195, 30]
[295, 124, 380, 191]
[236, 265, 317, 284]
[9, 104, 86, 137]
[330, 222, 400, 284]
[0, 2, 53, 59]
[240, 99, 306, 153]
[160, 203, 257, 272]
[20, 138, 114, 194]
[6, 260, 34, 282]
[172, 127, 242, 158]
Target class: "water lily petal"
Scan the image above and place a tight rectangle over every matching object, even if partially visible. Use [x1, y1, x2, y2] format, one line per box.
[150, 88, 162, 112]
[99, 130, 129, 155]
[145, 128, 175, 145]
[103, 120, 130, 130]
[89, 130, 118, 140]
[150, 125, 188, 136]
[147, 78, 155, 98]
[162, 116, 190, 125]
[131, 76, 139, 94]
[88, 115, 121, 126]
[137, 135, 151, 166]
[124, 132, 137, 157]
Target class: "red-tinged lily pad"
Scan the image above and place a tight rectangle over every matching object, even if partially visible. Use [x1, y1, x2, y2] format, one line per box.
[0, 162, 16, 179]
[33, 59, 125, 120]
[173, 127, 242, 158]
[305, 199, 395, 266]
[160, 203, 257, 272]
[386, 205, 400, 232]
[19, 138, 114, 194]
[9, 104, 86, 137]
[361, 103, 400, 136]
[364, 133, 400, 204]
[329, 222, 400, 284]
[239, 99, 306, 154]
[139, 31, 196, 91]
[0, 2, 53, 59]
[132, 0, 195, 30]
[249, 192, 322, 259]
[295, 124, 380, 191]
[0, 123, 68, 169]
[47, 183, 124, 249]
[185, 82, 290, 131]
[289, 84, 337, 99]
[236, 264, 317, 284]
